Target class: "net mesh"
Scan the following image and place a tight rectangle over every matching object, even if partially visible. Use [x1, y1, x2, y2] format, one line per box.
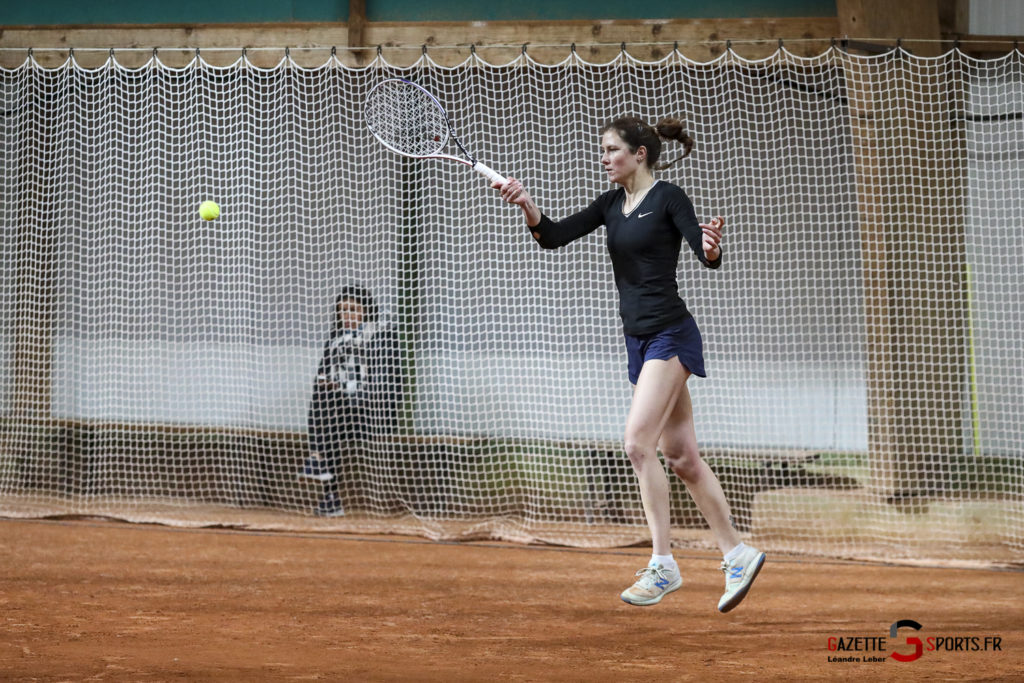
[1, 47, 1021, 566]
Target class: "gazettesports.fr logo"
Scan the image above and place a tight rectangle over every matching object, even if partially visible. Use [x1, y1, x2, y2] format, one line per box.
[826, 620, 1004, 664]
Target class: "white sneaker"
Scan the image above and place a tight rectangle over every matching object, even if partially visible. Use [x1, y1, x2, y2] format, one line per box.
[620, 564, 682, 606]
[718, 546, 766, 613]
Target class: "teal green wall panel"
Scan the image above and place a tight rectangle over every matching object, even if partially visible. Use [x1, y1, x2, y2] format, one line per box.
[0, 0, 834, 26]
[293, 0, 348, 22]
[370, 1, 835, 22]
[0, 1, 349, 25]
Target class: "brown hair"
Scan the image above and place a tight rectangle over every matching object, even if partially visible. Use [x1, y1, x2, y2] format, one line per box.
[336, 285, 378, 325]
[600, 115, 694, 170]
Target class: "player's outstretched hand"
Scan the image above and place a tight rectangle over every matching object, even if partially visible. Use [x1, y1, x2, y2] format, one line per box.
[493, 177, 533, 208]
[700, 215, 724, 261]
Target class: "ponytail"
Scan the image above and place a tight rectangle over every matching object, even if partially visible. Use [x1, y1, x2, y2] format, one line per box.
[652, 117, 694, 170]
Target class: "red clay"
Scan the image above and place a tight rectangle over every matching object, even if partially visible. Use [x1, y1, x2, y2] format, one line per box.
[1, 519, 1020, 681]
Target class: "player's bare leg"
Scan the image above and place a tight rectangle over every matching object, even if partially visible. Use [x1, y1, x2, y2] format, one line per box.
[660, 376, 765, 612]
[659, 381, 739, 553]
[619, 358, 685, 606]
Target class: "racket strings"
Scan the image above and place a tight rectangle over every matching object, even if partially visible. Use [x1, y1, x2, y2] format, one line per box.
[365, 80, 449, 156]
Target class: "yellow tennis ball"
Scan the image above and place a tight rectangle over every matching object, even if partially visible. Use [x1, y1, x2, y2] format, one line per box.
[199, 201, 220, 221]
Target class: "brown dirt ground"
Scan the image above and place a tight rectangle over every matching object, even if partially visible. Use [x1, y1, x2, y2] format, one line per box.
[0, 518, 1021, 682]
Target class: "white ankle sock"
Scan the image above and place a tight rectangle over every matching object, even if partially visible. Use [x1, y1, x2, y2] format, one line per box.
[724, 543, 747, 563]
[650, 553, 677, 570]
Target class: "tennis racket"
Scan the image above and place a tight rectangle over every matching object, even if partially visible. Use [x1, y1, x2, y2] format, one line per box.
[364, 78, 507, 186]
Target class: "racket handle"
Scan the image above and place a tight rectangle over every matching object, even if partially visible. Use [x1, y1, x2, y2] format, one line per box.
[472, 162, 506, 186]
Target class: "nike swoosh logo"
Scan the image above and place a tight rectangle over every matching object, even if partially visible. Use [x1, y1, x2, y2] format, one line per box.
[638, 212, 653, 218]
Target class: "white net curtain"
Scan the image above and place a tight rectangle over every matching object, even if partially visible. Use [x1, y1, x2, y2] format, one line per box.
[1, 45, 1021, 566]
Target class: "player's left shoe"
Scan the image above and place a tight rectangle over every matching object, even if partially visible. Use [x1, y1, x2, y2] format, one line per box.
[717, 546, 766, 613]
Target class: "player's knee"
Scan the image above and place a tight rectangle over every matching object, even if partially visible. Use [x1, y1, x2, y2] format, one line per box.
[623, 436, 657, 472]
[663, 445, 701, 482]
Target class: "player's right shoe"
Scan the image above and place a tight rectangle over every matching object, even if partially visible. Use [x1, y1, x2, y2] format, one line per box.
[620, 564, 682, 606]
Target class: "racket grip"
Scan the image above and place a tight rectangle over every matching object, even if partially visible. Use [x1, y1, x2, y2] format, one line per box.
[472, 161, 506, 186]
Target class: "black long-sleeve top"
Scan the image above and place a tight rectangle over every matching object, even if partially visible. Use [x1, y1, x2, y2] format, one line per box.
[310, 321, 402, 431]
[530, 180, 722, 336]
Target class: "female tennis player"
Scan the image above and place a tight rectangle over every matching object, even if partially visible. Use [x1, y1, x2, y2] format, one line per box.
[493, 116, 765, 612]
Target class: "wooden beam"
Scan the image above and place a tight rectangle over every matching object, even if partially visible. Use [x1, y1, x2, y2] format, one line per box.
[347, 0, 369, 64]
[840, 0, 968, 498]
[950, 34, 1023, 59]
[0, 17, 840, 68]
[836, 0, 942, 55]
[348, 0, 366, 48]
[938, 0, 968, 35]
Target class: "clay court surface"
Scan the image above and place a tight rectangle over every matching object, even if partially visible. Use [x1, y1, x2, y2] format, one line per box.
[1, 518, 1020, 681]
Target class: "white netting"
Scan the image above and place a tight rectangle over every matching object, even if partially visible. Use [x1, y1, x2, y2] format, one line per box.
[1, 46, 1021, 566]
